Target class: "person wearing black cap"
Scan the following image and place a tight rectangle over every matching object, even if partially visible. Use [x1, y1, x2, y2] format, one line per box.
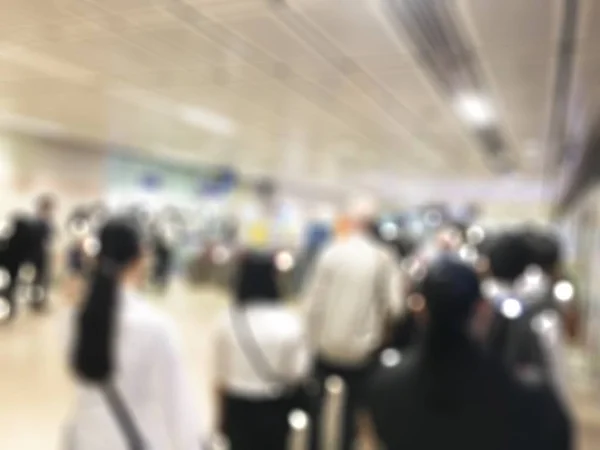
[365, 256, 571, 450]
[212, 251, 311, 450]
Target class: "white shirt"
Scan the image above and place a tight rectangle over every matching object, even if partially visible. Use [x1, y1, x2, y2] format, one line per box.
[303, 232, 402, 366]
[213, 303, 310, 398]
[67, 290, 202, 450]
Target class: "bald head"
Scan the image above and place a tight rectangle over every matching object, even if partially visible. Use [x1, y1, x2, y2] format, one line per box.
[347, 197, 377, 229]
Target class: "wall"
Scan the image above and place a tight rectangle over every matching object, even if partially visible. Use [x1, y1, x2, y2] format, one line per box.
[0, 132, 106, 224]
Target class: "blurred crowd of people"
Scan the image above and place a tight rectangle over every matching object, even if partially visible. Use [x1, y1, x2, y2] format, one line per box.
[0, 195, 579, 450]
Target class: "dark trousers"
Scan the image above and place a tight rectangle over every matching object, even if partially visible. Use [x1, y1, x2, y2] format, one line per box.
[2, 263, 20, 321]
[311, 356, 377, 450]
[153, 252, 172, 291]
[2, 253, 49, 321]
[30, 253, 50, 310]
[223, 393, 293, 450]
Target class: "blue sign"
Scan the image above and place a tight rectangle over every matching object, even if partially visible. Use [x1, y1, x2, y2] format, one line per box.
[200, 167, 238, 196]
[141, 172, 163, 191]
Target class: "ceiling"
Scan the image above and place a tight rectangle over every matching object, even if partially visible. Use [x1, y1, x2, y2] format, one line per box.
[0, 0, 594, 185]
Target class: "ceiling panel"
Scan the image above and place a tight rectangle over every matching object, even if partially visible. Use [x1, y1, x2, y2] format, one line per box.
[225, 15, 320, 63]
[0, 0, 584, 184]
[459, 0, 561, 55]
[297, 1, 408, 57]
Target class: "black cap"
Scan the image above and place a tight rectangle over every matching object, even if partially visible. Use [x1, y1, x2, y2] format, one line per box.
[487, 231, 531, 282]
[421, 255, 481, 327]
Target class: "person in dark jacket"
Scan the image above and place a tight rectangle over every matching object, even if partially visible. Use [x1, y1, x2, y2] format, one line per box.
[0, 216, 34, 322]
[366, 255, 572, 450]
[29, 195, 56, 312]
[0, 196, 56, 321]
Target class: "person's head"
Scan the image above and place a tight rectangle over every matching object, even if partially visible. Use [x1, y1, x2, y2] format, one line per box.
[234, 251, 281, 306]
[346, 197, 377, 232]
[487, 231, 531, 283]
[435, 226, 464, 251]
[36, 194, 56, 221]
[417, 255, 488, 349]
[71, 218, 144, 383]
[523, 228, 562, 278]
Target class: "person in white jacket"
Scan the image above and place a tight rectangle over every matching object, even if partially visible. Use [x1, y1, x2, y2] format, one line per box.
[66, 218, 203, 450]
[212, 251, 311, 450]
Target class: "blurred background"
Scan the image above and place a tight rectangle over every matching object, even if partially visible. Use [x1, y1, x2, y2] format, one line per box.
[1, 0, 600, 448]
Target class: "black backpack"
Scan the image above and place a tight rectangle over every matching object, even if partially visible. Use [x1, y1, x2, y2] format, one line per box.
[488, 296, 559, 385]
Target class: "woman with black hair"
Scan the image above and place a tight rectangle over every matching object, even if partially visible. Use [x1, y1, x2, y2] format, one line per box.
[67, 219, 202, 450]
[212, 251, 311, 450]
[365, 256, 571, 450]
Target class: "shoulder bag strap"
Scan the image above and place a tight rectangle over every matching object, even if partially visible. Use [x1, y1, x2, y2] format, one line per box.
[102, 383, 146, 450]
[229, 308, 287, 384]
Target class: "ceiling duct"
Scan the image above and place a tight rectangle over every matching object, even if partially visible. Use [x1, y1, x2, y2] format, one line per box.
[546, 0, 580, 170]
[384, 0, 512, 171]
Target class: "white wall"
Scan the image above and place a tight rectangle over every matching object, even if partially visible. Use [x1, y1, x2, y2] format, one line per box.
[0, 132, 106, 224]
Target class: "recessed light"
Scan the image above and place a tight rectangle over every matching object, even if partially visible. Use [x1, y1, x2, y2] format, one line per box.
[180, 106, 236, 136]
[454, 93, 495, 126]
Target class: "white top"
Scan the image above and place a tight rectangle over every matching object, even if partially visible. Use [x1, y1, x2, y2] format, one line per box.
[213, 303, 311, 398]
[303, 232, 403, 366]
[67, 289, 202, 450]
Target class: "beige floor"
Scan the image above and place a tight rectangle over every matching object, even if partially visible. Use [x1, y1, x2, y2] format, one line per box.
[1, 283, 600, 449]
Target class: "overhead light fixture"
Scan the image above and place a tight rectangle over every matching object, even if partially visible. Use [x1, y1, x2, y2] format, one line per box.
[180, 106, 236, 136]
[454, 93, 495, 127]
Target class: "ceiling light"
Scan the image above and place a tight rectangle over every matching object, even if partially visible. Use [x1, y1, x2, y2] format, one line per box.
[454, 93, 495, 126]
[180, 106, 236, 136]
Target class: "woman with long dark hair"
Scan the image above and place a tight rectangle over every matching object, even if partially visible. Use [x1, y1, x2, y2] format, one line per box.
[212, 251, 310, 450]
[365, 255, 571, 450]
[67, 218, 202, 449]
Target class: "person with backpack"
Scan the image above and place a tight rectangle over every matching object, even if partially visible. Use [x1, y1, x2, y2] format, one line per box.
[212, 251, 311, 450]
[484, 229, 569, 399]
[67, 218, 202, 450]
[365, 255, 572, 450]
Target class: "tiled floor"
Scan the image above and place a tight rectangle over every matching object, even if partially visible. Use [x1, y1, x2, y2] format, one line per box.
[1, 283, 599, 449]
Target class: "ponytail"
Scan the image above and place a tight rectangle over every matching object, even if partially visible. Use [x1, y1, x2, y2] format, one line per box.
[72, 265, 120, 382]
[70, 219, 141, 383]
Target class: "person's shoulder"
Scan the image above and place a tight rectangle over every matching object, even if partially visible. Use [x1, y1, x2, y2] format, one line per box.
[126, 297, 178, 340]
